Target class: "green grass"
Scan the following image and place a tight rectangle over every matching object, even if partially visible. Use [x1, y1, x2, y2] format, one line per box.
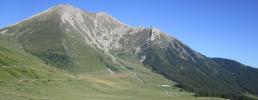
[0, 43, 224, 100]
[0, 73, 224, 100]
[0, 43, 65, 79]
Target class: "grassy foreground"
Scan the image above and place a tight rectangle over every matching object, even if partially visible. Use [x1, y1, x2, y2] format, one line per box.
[0, 72, 224, 100]
[0, 42, 224, 100]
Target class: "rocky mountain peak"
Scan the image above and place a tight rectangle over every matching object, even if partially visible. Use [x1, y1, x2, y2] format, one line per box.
[50, 4, 85, 13]
[46, 4, 128, 28]
[53, 4, 75, 9]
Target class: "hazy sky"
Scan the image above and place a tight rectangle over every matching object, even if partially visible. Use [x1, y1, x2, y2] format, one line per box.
[1, 0, 257, 68]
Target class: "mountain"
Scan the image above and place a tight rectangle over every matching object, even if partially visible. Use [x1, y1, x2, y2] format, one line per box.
[0, 4, 257, 100]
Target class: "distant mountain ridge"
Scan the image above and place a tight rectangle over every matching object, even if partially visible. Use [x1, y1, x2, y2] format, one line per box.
[0, 4, 257, 100]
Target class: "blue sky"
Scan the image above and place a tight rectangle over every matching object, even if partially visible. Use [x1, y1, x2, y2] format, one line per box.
[0, 0, 257, 67]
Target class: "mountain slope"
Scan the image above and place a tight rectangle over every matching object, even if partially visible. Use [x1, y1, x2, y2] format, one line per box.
[0, 33, 223, 100]
[0, 41, 67, 80]
[115, 27, 258, 99]
[213, 58, 258, 95]
[0, 4, 257, 100]
[0, 4, 122, 73]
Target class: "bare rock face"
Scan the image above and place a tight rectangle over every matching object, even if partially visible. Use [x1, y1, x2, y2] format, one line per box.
[53, 4, 128, 50]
